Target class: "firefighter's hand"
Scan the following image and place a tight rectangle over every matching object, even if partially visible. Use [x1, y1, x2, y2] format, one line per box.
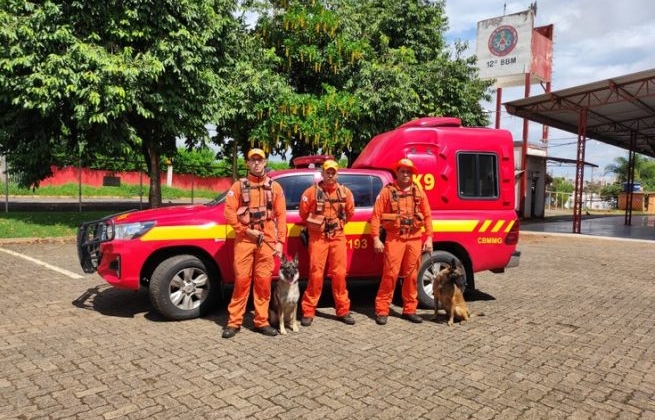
[422, 237, 433, 254]
[373, 237, 384, 253]
[274, 242, 283, 258]
[246, 228, 262, 241]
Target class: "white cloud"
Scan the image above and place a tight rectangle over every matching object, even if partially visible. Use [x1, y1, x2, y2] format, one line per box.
[444, 0, 655, 178]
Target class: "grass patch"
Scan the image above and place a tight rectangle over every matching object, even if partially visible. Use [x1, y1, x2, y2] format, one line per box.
[0, 211, 113, 239]
[1, 182, 220, 200]
[0, 183, 223, 239]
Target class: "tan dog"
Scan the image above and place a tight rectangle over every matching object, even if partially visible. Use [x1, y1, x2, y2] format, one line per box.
[432, 259, 482, 326]
[269, 253, 300, 335]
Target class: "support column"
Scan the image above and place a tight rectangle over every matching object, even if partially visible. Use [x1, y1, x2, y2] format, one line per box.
[624, 132, 637, 226]
[519, 73, 531, 218]
[573, 109, 588, 233]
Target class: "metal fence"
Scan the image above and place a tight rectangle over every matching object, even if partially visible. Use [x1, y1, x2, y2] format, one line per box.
[545, 190, 617, 211]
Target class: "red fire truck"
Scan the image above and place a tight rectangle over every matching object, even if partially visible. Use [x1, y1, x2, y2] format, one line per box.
[78, 117, 520, 320]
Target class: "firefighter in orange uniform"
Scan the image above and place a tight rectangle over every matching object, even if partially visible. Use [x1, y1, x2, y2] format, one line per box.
[222, 148, 286, 339]
[299, 159, 356, 326]
[371, 158, 433, 325]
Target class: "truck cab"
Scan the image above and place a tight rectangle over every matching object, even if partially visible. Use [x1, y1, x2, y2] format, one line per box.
[78, 117, 520, 320]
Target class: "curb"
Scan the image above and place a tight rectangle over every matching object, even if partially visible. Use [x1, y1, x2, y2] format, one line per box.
[0, 236, 76, 245]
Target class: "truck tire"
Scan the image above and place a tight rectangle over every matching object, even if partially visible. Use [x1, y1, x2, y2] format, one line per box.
[416, 251, 467, 309]
[149, 254, 220, 321]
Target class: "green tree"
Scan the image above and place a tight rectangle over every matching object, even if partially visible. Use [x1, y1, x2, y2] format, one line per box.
[173, 147, 221, 177]
[211, 24, 294, 179]
[600, 183, 622, 204]
[548, 176, 574, 208]
[550, 176, 574, 194]
[241, 0, 362, 161]
[0, 0, 238, 207]
[239, 0, 491, 164]
[604, 154, 655, 190]
[345, 0, 491, 160]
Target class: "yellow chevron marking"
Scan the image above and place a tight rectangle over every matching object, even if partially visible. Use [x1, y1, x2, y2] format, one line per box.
[504, 220, 515, 232]
[491, 220, 505, 233]
[478, 220, 492, 232]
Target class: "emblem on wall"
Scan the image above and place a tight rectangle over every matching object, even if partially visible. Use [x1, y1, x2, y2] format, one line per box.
[488, 25, 518, 57]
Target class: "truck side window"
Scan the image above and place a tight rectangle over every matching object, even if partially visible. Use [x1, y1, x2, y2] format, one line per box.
[338, 175, 383, 207]
[458, 153, 499, 199]
[275, 175, 315, 210]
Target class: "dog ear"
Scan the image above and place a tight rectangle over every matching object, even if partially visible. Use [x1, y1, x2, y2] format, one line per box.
[293, 252, 299, 265]
[280, 254, 288, 263]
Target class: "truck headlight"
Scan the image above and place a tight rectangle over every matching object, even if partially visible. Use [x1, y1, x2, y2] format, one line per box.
[113, 221, 156, 240]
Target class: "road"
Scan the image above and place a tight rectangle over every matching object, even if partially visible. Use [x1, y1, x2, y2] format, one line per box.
[0, 233, 653, 419]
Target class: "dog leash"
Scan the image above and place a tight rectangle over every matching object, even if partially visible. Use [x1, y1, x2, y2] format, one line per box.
[257, 233, 281, 257]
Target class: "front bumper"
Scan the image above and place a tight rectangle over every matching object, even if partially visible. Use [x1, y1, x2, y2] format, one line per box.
[77, 216, 115, 274]
[77, 210, 135, 274]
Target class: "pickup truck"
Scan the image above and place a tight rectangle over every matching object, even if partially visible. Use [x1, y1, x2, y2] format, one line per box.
[78, 117, 520, 320]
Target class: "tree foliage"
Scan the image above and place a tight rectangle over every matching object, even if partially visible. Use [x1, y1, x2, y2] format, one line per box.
[550, 176, 574, 194]
[225, 0, 492, 164]
[2, 0, 493, 199]
[0, 0, 239, 206]
[604, 153, 655, 190]
[210, 26, 294, 177]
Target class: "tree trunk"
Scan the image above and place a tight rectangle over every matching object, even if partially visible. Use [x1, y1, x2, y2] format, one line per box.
[232, 139, 238, 181]
[147, 145, 162, 208]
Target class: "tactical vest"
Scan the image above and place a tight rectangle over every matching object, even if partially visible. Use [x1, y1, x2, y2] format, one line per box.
[236, 176, 274, 228]
[306, 182, 348, 235]
[314, 183, 347, 219]
[381, 183, 424, 231]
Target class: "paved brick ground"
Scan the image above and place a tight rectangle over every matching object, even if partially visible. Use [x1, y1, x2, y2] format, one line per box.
[0, 233, 654, 419]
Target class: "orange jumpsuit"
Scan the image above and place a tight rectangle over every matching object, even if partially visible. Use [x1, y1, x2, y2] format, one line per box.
[299, 182, 355, 318]
[224, 174, 286, 329]
[370, 182, 433, 316]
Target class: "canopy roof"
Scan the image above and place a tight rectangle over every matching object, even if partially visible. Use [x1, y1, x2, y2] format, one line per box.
[505, 68, 655, 158]
[547, 156, 597, 168]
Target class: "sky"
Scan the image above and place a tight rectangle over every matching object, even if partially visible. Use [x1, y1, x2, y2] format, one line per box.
[443, 0, 655, 182]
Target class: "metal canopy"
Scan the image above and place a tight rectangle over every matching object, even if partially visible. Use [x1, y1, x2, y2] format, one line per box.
[504, 68, 655, 233]
[505, 68, 655, 159]
[547, 156, 597, 168]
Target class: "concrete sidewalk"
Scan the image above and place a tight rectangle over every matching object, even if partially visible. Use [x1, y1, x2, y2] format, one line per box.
[522, 210, 655, 242]
[1, 234, 654, 419]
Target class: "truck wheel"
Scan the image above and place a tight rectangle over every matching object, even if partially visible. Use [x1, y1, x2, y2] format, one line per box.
[149, 255, 220, 321]
[416, 251, 467, 309]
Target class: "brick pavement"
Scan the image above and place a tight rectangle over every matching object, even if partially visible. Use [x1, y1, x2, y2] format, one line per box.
[0, 233, 654, 419]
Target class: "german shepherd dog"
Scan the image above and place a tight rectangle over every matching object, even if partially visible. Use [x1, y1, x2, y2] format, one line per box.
[432, 259, 483, 326]
[269, 253, 300, 335]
